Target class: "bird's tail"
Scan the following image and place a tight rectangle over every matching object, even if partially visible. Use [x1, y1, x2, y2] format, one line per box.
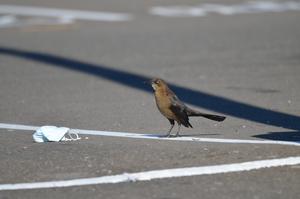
[187, 108, 226, 122]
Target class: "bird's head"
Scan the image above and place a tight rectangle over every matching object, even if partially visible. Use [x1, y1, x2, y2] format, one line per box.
[150, 78, 166, 91]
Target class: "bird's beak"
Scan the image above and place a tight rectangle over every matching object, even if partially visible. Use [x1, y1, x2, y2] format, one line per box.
[143, 79, 152, 85]
[143, 79, 156, 91]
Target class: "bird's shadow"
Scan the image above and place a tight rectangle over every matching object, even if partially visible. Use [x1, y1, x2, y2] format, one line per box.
[253, 131, 300, 142]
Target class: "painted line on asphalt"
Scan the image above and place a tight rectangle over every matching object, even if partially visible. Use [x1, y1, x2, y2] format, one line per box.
[0, 123, 38, 131]
[0, 5, 132, 22]
[150, 1, 300, 17]
[0, 15, 17, 27]
[0, 123, 299, 146]
[0, 156, 299, 190]
[0, 15, 73, 28]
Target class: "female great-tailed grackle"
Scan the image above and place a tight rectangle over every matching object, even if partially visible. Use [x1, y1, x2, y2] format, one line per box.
[149, 78, 226, 137]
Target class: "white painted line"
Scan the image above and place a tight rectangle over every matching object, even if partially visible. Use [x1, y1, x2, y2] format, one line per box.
[0, 5, 132, 22]
[73, 128, 300, 146]
[0, 15, 73, 28]
[150, 1, 300, 17]
[0, 156, 299, 190]
[0, 122, 299, 146]
[0, 15, 17, 27]
[0, 123, 38, 131]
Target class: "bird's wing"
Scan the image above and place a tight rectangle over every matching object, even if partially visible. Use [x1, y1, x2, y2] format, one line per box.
[170, 94, 185, 107]
[169, 95, 191, 127]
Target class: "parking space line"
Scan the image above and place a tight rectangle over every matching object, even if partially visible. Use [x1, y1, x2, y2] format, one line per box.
[0, 122, 299, 146]
[75, 128, 300, 146]
[0, 156, 299, 191]
[150, 1, 300, 17]
[0, 123, 38, 131]
[0, 5, 132, 22]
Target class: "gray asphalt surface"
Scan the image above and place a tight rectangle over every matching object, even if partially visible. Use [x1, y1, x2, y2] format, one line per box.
[0, 0, 300, 198]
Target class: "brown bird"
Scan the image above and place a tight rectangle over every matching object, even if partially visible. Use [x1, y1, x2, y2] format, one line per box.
[149, 78, 226, 137]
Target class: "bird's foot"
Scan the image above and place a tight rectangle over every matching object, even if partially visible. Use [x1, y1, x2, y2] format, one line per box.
[162, 134, 182, 138]
[162, 133, 172, 138]
[173, 133, 181, 137]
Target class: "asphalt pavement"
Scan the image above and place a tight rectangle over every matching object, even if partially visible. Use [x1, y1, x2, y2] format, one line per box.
[0, 0, 300, 198]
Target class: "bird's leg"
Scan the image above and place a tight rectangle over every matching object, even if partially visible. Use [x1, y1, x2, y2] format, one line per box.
[164, 119, 175, 137]
[174, 123, 181, 137]
[165, 124, 174, 137]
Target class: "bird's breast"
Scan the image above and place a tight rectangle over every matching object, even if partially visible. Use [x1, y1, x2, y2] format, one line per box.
[154, 91, 176, 120]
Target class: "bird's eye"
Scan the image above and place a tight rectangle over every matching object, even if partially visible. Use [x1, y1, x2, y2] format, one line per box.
[156, 80, 160, 84]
